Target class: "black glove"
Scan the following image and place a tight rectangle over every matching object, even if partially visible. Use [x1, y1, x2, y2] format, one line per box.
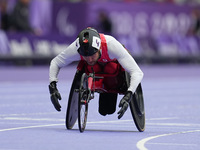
[49, 81, 62, 111]
[117, 91, 132, 119]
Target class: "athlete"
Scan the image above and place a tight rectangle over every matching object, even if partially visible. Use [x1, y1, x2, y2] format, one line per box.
[48, 27, 144, 119]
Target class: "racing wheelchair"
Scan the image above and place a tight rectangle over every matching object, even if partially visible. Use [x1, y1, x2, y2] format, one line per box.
[65, 61, 145, 132]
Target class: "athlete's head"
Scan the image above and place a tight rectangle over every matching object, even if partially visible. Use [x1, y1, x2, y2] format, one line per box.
[77, 27, 101, 65]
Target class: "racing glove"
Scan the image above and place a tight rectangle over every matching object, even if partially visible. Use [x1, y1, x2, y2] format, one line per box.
[49, 81, 62, 111]
[117, 91, 132, 119]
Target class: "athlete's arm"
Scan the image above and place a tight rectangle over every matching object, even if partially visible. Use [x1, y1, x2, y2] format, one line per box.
[49, 39, 80, 82]
[105, 35, 144, 94]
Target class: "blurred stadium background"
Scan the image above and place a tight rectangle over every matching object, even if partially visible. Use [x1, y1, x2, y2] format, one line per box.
[0, 0, 200, 65]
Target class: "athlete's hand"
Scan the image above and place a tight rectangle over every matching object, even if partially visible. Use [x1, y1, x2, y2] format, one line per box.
[117, 91, 132, 119]
[49, 81, 62, 111]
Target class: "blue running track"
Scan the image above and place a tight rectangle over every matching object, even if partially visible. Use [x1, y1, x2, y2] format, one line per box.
[0, 64, 200, 150]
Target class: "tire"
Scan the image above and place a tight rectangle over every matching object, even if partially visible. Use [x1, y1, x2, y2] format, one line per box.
[78, 73, 89, 132]
[129, 83, 145, 132]
[66, 70, 83, 130]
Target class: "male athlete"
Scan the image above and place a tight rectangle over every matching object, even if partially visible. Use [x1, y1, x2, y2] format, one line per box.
[49, 27, 144, 119]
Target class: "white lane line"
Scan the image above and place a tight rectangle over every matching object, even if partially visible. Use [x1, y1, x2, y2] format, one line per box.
[0, 112, 58, 117]
[0, 124, 63, 132]
[1, 117, 64, 122]
[0, 117, 131, 123]
[147, 123, 200, 127]
[136, 130, 200, 150]
[0, 149, 20, 150]
[0, 120, 131, 132]
[147, 142, 197, 146]
[2, 117, 200, 127]
[147, 117, 178, 120]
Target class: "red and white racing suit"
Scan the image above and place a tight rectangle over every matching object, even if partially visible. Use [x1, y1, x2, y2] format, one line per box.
[49, 34, 144, 94]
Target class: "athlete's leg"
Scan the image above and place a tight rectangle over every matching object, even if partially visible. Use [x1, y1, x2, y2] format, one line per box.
[98, 93, 118, 116]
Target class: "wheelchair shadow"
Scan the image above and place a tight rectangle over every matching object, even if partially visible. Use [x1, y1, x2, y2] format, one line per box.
[85, 129, 138, 133]
[67, 128, 139, 133]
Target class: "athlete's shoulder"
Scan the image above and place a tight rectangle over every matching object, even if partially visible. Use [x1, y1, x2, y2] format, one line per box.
[102, 34, 119, 46]
[103, 34, 116, 40]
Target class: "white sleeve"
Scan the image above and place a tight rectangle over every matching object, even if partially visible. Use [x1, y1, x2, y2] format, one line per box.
[106, 35, 144, 93]
[49, 39, 80, 82]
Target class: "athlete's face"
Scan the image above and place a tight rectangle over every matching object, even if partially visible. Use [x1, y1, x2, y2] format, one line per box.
[82, 51, 100, 66]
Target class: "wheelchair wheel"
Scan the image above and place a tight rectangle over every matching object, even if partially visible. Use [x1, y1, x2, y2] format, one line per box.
[66, 70, 83, 130]
[78, 73, 89, 132]
[129, 83, 145, 132]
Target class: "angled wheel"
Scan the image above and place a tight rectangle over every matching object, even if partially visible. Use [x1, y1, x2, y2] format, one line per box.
[66, 70, 83, 130]
[78, 73, 89, 132]
[129, 83, 145, 132]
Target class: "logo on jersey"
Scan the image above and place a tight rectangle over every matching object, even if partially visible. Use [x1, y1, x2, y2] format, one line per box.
[103, 59, 108, 62]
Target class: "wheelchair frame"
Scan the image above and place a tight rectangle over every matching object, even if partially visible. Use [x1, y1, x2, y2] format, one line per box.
[65, 64, 145, 132]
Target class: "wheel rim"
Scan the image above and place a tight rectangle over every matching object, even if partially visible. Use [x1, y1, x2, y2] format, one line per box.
[129, 84, 145, 132]
[66, 71, 83, 130]
[78, 73, 89, 132]
[79, 99, 88, 132]
[66, 90, 79, 129]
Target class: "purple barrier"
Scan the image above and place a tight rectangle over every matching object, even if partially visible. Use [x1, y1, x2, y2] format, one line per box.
[52, 2, 193, 36]
[30, 0, 53, 35]
[0, 32, 73, 57]
[0, 30, 9, 55]
[0, 2, 200, 60]
[1, 30, 199, 59]
[52, 2, 89, 39]
[50, 2, 198, 56]
[88, 2, 195, 55]
[89, 2, 192, 35]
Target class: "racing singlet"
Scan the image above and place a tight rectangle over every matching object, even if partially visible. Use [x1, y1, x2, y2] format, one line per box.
[98, 33, 115, 63]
